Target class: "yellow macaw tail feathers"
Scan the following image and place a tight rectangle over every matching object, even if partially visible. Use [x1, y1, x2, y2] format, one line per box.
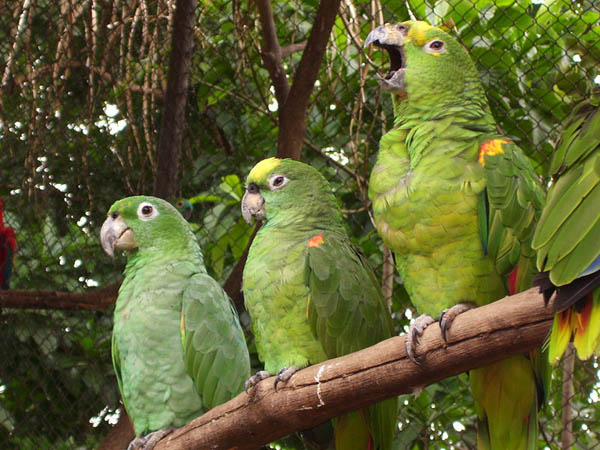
[573, 290, 600, 360]
[548, 290, 600, 363]
[548, 309, 574, 365]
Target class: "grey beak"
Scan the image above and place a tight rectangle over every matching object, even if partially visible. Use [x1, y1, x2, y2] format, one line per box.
[241, 190, 265, 225]
[363, 24, 405, 48]
[100, 214, 134, 257]
[364, 25, 388, 48]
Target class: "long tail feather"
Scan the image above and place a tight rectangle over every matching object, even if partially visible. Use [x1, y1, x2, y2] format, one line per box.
[573, 290, 600, 359]
[548, 310, 574, 364]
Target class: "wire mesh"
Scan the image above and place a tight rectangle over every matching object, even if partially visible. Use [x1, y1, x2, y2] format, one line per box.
[0, 0, 598, 448]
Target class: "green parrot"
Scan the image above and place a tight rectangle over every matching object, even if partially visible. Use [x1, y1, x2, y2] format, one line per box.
[532, 95, 600, 363]
[364, 21, 547, 449]
[100, 195, 250, 449]
[241, 158, 397, 450]
[174, 198, 194, 220]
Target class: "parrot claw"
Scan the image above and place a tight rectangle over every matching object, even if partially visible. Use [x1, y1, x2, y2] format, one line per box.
[405, 314, 436, 364]
[274, 366, 299, 391]
[127, 428, 175, 450]
[244, 370, 271, 392]
[439, 303, 475, 342]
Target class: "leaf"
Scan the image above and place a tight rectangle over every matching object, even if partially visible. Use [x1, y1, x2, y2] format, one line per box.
[189, 194, 224, 204]
[219, 174, 244, 201]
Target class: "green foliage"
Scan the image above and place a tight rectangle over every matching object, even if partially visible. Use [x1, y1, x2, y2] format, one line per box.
[0, 310, 117, 449]
[1, 0, 599, 448]
[187, 174, 253, 279]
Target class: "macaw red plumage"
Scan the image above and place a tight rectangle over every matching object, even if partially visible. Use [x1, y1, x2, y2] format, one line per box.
[0, 198, 17, 289]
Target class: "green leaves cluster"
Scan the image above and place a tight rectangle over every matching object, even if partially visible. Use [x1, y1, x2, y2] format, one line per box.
[187, 174, 253, 280]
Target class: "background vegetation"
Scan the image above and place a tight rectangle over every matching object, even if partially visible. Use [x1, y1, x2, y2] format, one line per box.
[0, 0, 598, 448]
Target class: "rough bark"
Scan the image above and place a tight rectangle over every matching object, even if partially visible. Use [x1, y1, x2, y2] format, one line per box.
[98, 408, 135, 450]
[277, 0, 340, 160]
[223, 225, 260, 312]
[0, 283, 119, 310]
[254, 0, 290, 106]
[151, 287, 554, 450]
[153, 0, 197, 200]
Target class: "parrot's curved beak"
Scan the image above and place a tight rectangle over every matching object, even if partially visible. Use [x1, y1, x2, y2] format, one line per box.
[100, 213, 136, 257]
[241, 184, 265, 225]
[364, 24, 407, 92]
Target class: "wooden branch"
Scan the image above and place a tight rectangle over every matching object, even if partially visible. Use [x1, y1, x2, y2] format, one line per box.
[153, 0, 197, 200]
[98, 408, 134, 450]
[0, 283, 119, 310]
[254, 0, 290, 106]
[153, 287, 554, 450]
[223, 225, 260, 313]
[277, 0, 342, 160]
[281, 41, 307, 58]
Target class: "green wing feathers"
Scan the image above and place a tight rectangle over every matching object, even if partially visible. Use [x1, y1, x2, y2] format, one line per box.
[182, 273, 250, 409]
[532, 100, 600, 285]
[305, 233, 397, 450]
[481, 139, 545, 292]
[532, 97, 600, 363]
[111, 335, 129, 415]
[306, 236, 393, 355]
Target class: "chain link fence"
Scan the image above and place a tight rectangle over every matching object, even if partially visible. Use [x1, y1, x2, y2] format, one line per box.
[0, 0, 598, 448]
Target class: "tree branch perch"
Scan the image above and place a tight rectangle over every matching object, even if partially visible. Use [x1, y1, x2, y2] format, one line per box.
[152, 287, 555, 450]
[0, 283, 119, 310]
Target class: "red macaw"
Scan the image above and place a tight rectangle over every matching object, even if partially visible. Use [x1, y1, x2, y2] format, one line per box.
[0, 198, 17, 289]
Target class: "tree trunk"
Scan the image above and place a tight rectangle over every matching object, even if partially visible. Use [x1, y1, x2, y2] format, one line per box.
[153, 0, 197, 200]
[255, 0, 342, 161]
[276, 0, 341, 160]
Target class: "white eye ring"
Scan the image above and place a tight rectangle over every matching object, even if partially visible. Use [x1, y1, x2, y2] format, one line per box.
[424, 39, 446, 54]
[137, 202, 160, 221]
[268, 174, 289, 190]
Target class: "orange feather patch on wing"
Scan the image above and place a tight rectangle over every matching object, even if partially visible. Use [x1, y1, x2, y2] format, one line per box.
[308, 233, 325, 248]
[478, 139, 510, 167]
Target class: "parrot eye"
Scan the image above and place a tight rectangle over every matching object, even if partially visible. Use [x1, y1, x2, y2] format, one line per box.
[396, 24, 408, 33]
[269, 175, 289, 190]
[137, 202, 160, 221]
[425, 40, 446, 54]
[110, 212, 119, 220]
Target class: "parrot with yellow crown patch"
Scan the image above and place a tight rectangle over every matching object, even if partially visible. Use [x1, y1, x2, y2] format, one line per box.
[100, 196, 250, 450]
[532, 94, 600, 364]
[364, 21, 548, 449]
[241, 158, 397, 450]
